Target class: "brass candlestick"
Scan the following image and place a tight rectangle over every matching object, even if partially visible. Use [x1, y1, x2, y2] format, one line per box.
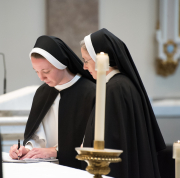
[76, 141, 123, 178]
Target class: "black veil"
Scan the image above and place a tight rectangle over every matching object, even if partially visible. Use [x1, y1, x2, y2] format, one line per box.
[32, 35, 95, 82]
[83, 28, 166, 177]
[91, 28, 165, 152]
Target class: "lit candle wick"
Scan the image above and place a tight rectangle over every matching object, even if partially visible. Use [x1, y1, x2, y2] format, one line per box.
[100, 52, 105, 55]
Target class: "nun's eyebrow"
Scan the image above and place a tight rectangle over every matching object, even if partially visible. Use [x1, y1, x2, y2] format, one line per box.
[32, 68, 49, 71]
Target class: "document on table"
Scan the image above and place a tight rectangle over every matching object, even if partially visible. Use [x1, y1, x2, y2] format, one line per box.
[2, 152, 58, 163]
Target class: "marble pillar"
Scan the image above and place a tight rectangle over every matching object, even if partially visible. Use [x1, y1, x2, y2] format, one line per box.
[47, 0, 99, 58]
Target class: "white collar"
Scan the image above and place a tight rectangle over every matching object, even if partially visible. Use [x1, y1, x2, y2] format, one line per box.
[106, 69, 120, 83]
[54, 74, 81, 91]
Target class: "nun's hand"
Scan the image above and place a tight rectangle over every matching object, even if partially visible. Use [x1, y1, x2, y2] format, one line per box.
[20, 147, 57, 160]
[9, 145, 30, 159]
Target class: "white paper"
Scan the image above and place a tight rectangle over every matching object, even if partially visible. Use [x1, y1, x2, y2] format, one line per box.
[2, 152, 58, 163]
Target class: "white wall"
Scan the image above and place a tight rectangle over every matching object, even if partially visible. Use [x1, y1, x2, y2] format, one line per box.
[1, 0, 180, 99]
[99, 0, 180, 98]
[0, 0, 46, 95]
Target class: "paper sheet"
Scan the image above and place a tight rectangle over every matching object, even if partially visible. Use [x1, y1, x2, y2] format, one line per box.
[2, 152, 58, 163]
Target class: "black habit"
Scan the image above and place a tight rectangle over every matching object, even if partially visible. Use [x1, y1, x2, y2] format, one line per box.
[83, 29, 166, 178]
[23, 36, 95, 169]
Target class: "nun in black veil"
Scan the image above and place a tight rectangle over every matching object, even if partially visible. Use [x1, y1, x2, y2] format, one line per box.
[9, 35, 95, 169]
[80, 28, 166, 178]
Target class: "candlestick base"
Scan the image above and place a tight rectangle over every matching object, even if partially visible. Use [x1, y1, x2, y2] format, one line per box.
[76, 147, 123, 177]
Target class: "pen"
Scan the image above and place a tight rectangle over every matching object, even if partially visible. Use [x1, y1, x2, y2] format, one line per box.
[18, 139, 20, 160]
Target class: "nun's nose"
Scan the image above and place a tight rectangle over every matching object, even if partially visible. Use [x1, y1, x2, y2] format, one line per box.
[38, 73, 46, 81]
[83, 63, 88, 70]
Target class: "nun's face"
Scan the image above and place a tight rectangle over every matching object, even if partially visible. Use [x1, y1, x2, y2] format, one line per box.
[81, 47, 97, 79]
[31, 57, 66, 87]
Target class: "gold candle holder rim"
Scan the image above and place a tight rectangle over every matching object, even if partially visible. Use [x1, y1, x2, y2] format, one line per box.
[75, 147, 123, 157]
[75, 147, 123, 177]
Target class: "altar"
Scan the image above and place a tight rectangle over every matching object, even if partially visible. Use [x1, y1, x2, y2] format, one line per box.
[2, 162, 111, 178]
[152, 98, 180, 145]
[0, 86, 38, 152]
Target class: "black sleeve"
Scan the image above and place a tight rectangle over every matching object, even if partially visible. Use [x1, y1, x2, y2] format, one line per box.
[56, 151, 59, 159]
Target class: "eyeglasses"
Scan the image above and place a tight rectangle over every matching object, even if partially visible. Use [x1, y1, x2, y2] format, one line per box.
[82, 58, 92, 64]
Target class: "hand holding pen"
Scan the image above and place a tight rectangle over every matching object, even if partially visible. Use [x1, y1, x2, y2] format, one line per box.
[18, 139, 20, 160]
[9, 140, 30, 160]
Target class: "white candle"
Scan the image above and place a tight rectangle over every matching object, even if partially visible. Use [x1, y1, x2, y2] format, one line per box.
[173, 140, 180, 178]
[94, 52, 109, 141]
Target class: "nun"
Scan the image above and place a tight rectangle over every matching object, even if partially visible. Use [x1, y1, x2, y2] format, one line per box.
[80, 28, 166, 178]
[9, 35, 95, 169]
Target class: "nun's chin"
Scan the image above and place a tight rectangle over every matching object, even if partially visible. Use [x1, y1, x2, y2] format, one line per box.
[93, 76, 97, 80]
[91, 73, 97, 80]
[46, 82, 54, 87]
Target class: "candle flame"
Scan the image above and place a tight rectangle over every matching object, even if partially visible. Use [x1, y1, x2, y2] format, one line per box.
[178, 140, 180, 143]
[100, 52, 105, 55]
